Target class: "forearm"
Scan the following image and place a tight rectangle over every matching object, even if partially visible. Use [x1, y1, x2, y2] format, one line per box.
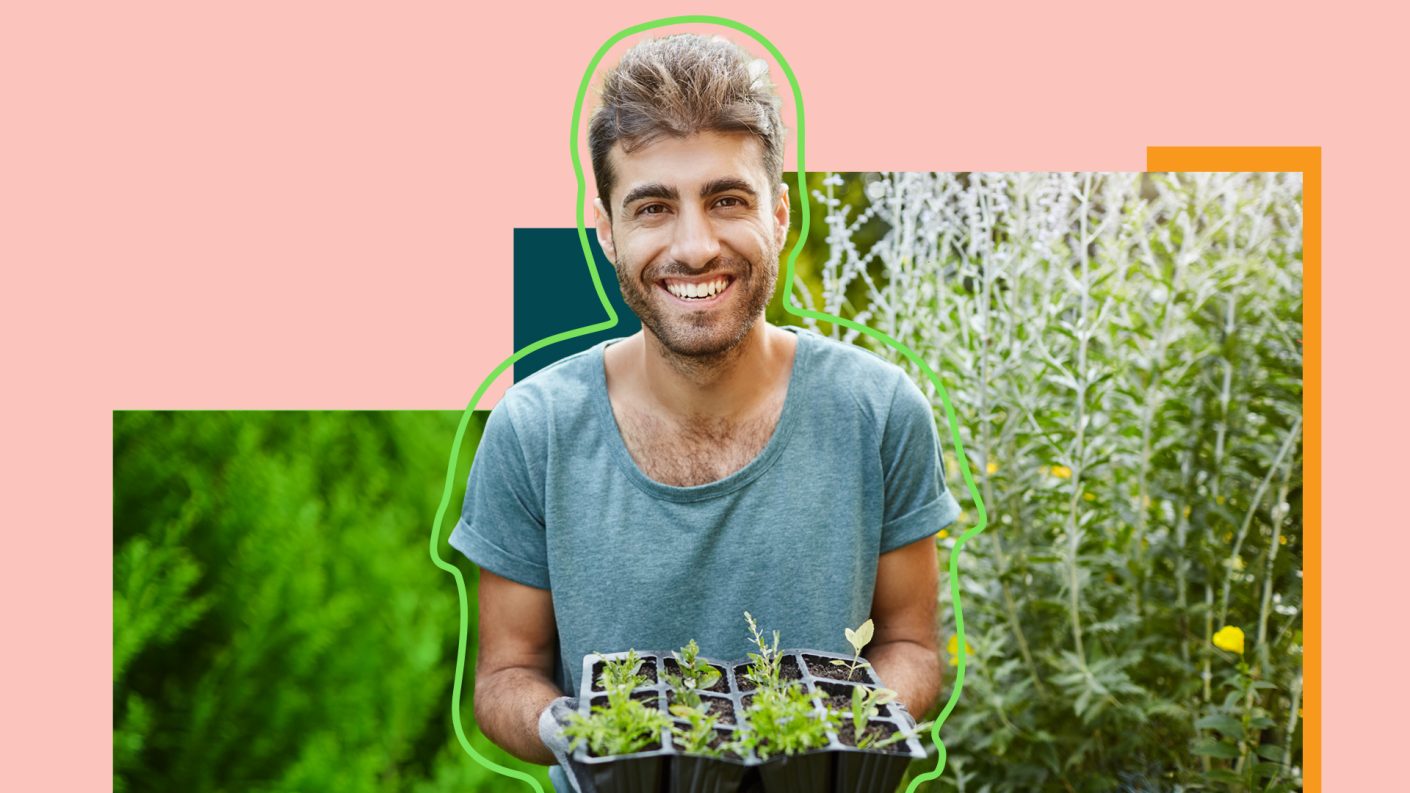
[473, 666, 564, 765]
[865, 639, 942, 717]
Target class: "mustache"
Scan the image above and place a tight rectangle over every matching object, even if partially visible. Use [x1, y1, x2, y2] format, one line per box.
[644, 256, 752, 282]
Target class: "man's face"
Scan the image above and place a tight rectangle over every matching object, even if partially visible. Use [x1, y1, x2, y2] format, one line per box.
[594, 131, 789, 360]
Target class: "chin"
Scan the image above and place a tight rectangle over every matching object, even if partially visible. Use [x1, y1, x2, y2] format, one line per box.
[651, 317, 757, 360]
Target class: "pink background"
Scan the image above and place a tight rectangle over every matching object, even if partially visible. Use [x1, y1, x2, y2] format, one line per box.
[3, 1, 1397, 788]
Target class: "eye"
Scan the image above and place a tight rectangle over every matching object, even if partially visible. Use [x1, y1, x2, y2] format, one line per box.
[715, 196, 747, 208]
[637, 203, 669, 216]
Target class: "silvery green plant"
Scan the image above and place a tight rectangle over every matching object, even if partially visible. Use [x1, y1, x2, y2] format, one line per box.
[663, 639, 722, 711]
[742, 611, 784, 691]
[790, 171, 1304, 790]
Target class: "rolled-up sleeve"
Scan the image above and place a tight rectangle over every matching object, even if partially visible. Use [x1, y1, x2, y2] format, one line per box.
[449, 401, 550, 589]
[878, 371, 962, 553]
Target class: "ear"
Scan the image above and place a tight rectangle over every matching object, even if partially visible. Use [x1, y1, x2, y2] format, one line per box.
[594, 196, 617, 264]
[772, 182, 790, 250]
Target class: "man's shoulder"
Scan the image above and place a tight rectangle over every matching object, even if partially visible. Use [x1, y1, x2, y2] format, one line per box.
[797, 326, 911, 397]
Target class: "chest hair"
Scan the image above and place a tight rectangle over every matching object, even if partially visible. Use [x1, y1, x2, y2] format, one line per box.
[614, 396, 786, 487]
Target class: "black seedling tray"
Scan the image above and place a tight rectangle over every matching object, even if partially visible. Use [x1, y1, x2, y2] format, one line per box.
[568, 649, 926, 793]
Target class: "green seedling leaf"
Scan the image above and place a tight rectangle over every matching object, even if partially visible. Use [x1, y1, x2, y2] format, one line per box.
[698, 667, 721, 690]
[840, 618, 875, 678]
[845, 619, 874, 654]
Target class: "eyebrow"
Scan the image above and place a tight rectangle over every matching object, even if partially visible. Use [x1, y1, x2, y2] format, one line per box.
[620, 177, 759, 212]
[620, 182, 678, 209]
[700, 177, 758, 200]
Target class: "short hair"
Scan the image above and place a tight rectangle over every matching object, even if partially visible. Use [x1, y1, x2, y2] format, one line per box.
[588, 33, 785, 218]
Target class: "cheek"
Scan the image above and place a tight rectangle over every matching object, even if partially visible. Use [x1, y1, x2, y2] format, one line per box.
[620, 229, 672, 268]
[723, 225, 772, 259]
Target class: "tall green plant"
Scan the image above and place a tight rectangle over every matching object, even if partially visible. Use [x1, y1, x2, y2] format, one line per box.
[797, 172, 1304, 790]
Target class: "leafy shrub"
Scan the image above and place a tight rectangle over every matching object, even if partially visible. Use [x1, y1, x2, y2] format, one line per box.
[789, 172, 1304, 791]
[114, 411, 546, 792]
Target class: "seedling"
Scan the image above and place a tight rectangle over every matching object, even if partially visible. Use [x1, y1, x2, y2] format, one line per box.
[668, 704, 726, 757]
[670, 639, 722, 691]
[595, 649, 649, 692]
[742, 611, 783, 691]
[831, 618, 874, 680]
[668, 677, 705, 711]
[736, 681, 837, 759]
[848, 685, 895, 733]
[564, 680, 671, 758]
[663, 640, 722, 712]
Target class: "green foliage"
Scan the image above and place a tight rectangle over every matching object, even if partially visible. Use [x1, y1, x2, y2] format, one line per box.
[668, 705, 725, 757]
[848, 685, 896, 739]
[742, 611, 784, 690]
[669, 639, 723, 692]
[113, 411, 548, 792]
[596, 649, 650, 691]
[736, 683, 837, 760]
[831, 618, 874, 679]
[735, 613, 838, 760]
[663, 640, 722, 712]
[565, 665, 671, 757]
[794, 173, 1304, 790]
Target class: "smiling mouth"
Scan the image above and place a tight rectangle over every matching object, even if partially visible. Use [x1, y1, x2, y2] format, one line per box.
[659, 275, 735, 304]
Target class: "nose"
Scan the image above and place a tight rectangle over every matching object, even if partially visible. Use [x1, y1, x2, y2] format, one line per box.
[667, 203, 721, 270]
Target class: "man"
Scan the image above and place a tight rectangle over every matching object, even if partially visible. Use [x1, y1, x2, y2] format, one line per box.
[450, 33, 961, 791]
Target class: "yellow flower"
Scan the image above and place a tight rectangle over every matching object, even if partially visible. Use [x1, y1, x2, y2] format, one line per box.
[937, 529, 949, 540]
[945, 634, 974, 662]
[1231, 556, 1245, 572]
[1212, 625, 1245, 655]
[986, 461, 999, 475]
[1216, 495, 1227, 505]
[1223, 532, 1233, 543]
[1082, 491, 1095, 502]
[1051, 465, 1072, 479]
[1182, 505, 1192, 518]
[1279, 535, 1289, 546]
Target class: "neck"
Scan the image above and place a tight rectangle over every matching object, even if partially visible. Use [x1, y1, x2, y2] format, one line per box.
[631, 321, 790, 422]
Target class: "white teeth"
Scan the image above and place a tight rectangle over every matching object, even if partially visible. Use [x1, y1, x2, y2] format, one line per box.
[667, 278, 728, 299]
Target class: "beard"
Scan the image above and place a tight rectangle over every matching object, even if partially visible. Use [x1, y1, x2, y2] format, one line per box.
[614, 240, 779, 366]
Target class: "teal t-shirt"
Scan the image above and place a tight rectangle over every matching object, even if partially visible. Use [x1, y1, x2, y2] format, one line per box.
[450, 325, 960, 787]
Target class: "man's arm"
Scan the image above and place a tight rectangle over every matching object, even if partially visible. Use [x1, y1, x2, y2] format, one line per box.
[865, 533, 942, 717]
[473, 569, 562, 765]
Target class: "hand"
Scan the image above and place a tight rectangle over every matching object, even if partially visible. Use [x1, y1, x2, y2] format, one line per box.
[888, 699, 940, 758]
[889, 697, 919, 730]
[538, 696, 596, 793]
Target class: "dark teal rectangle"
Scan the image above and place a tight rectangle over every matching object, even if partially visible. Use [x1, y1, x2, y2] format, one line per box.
[513, 228, 639, 382]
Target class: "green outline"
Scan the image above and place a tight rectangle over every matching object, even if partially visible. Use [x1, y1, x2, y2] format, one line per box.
[427, 15, 986, 792]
